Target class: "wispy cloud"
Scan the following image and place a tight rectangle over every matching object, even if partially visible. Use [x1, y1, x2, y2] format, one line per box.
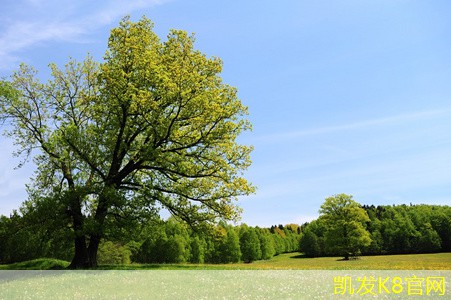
[0, 0, 168, 69]
[255, 107, 451, 145]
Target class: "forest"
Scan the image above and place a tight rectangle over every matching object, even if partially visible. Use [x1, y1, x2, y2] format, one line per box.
[300, 203, 451, 258]
[0, 203, 449, 265]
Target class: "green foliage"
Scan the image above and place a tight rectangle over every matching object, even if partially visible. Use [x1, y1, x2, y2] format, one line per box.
[299, 230, 320, 258]
[417, 223, 442, 253]
[132, 219, 191, 264]
[272, 232, 286, 255]
[220, 226, 241, 263]
[0, 208, 73, 264]
[376, 204, 449, 254]
[258, 230, 276, 260]
[429, 210, 451, 252]
[138, 235, 168, 263]
[366, 227, 384, 255]
[240, 227, 262, 263]
[114, 219, 301, 265]
[301, 203, 450, 258]
[319, 194, 371, 259]
[4, 203, 448, 266]
[165, 235, 189, 263]
[97, 241, 131, 265]
[189, 235, 207, 263]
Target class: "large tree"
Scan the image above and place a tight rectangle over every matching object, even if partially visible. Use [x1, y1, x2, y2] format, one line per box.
[319, 194, 371, 260]
[0, 17, 254, 268]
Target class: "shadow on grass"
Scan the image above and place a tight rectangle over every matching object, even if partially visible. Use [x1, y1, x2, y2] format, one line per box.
[289, 254, 361, 261]
[95, 264, 232, 270]
[0, 259, 71, 283]
[289, 254, 310, 259]
[96, 264, 194, 270]
[1, 258, 234, 271]
[336, 257, 360, 261]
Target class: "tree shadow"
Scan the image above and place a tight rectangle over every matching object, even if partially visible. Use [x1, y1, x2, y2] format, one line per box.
[288, 254, 361, 261]
[336, 257, 360, 261]
[289, 254, 310, 259]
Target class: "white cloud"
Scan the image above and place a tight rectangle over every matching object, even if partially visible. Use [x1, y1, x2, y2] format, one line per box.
[254, 107, 451, 145]
[0, 0, 169, 70]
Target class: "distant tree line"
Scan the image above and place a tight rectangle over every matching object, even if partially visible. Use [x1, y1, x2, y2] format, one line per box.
[1, 202, 449, 265]
[0, 212, 301, 265]
[300, 204, 451, 258]
[131, 221, 301, 264]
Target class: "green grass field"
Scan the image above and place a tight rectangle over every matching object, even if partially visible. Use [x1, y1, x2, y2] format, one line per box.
[1, 254, 450, 298]
[128, 252, 451, 270]
[1, 252, 450, 270]
[232, 252, 451, 270]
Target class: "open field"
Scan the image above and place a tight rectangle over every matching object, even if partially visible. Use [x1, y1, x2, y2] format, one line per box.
[1, 254, 450, 298]
[236, 252, 451, 270]
[116, 252, 451, 270]
[1, 268, 449, 299]
[1, 252, 450, 270]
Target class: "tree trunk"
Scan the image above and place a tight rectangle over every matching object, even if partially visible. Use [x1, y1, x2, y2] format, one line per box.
[67, 190, 94, 269]
[68, 234, 101, 268]
[67, 196, 90, 269]
[67, 188, 111, 269]
[68, 235, 90, 269]
[87, 235, 101, 268]
[85, 191, 110, 268]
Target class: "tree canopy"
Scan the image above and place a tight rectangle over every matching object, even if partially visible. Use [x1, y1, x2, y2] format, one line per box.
[319, 194, 371, 260]
[0, 16, 254, 268]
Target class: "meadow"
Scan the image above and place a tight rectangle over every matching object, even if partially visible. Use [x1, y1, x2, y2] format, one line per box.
[1, 252, 450, 270]
[230, 252, 451, 270]
[1, 253, 450, 299]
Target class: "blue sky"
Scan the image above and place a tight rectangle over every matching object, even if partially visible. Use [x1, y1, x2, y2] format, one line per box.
[1, 0, 451, 226]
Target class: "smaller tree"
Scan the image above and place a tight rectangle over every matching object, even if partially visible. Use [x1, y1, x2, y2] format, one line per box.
[240, 227, 261, 263]
[220, 226, 241, 263]
[258, 230, 276, 260]
[299, 230, 320, 258]
[165, 235, 189, 263]
[189, 235, 207, 263]
[97, 241, 131, 264]
[319, 194, 371, 260]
